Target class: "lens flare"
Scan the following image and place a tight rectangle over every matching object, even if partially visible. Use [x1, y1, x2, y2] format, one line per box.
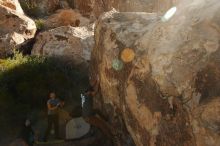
[162, 7, 177, 22]
[121, 48, 135, 63]
[112, 59, 123, 71]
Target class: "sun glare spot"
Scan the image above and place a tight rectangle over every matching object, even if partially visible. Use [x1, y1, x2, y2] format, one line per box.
[162, 7, 177, 22]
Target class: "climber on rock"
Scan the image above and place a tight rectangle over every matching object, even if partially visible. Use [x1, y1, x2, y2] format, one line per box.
[81, 75, 113, 140]
[44, 92, 64, 141]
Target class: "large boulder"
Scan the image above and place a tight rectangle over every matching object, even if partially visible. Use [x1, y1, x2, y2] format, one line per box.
[90, 0, 220, 145]
[0, 0, 36, 58]
[32, 26, 94, 64]
[44, 9, 90, 29]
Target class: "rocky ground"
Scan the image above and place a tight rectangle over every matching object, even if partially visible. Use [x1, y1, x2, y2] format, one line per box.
[0, 0, 220, 146]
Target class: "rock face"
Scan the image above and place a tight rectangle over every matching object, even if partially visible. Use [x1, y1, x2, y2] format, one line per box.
[0, 0, 36, 58]
[44, 9, 90, 29]
[32, 26, 94, 64]
[91, 0, 220, 145]
[74, 0, 180, 18]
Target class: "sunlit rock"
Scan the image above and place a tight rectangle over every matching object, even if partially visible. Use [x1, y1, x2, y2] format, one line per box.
[0, 0, 36, 58]
[0, 0, 23, 14]
[32, 26, 94, 64]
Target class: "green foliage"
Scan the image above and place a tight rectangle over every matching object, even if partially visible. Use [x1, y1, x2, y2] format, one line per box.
[0, 53, 88, 131]
[35, 19, 44, 30]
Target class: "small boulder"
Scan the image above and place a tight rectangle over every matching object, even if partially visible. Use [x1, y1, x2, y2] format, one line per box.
[32, 25, 94, 64]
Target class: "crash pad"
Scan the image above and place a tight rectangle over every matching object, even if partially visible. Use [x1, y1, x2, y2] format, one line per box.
[65, 117, 90, 140]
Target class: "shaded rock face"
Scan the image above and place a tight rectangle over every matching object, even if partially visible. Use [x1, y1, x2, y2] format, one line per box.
[32, 26, 94, 64]
[18, 0, 77, 18]
[91, 0, 220, 145]
[0, 0, 36, 58]
[74, 0, 180, 18]
[9, 139, 28, 146]
[44, 9, 90, 29]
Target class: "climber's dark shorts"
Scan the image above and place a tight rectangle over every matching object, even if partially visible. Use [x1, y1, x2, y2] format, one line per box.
[82, 95, 95, 118]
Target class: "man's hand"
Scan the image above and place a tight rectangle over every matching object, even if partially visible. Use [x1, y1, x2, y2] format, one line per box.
[56, 103, 60, 107]
[48, 103, 58, 110]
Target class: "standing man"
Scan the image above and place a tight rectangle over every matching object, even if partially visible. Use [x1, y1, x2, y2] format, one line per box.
[44, 92, 64, 141]
[20, 119, 35, 146]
